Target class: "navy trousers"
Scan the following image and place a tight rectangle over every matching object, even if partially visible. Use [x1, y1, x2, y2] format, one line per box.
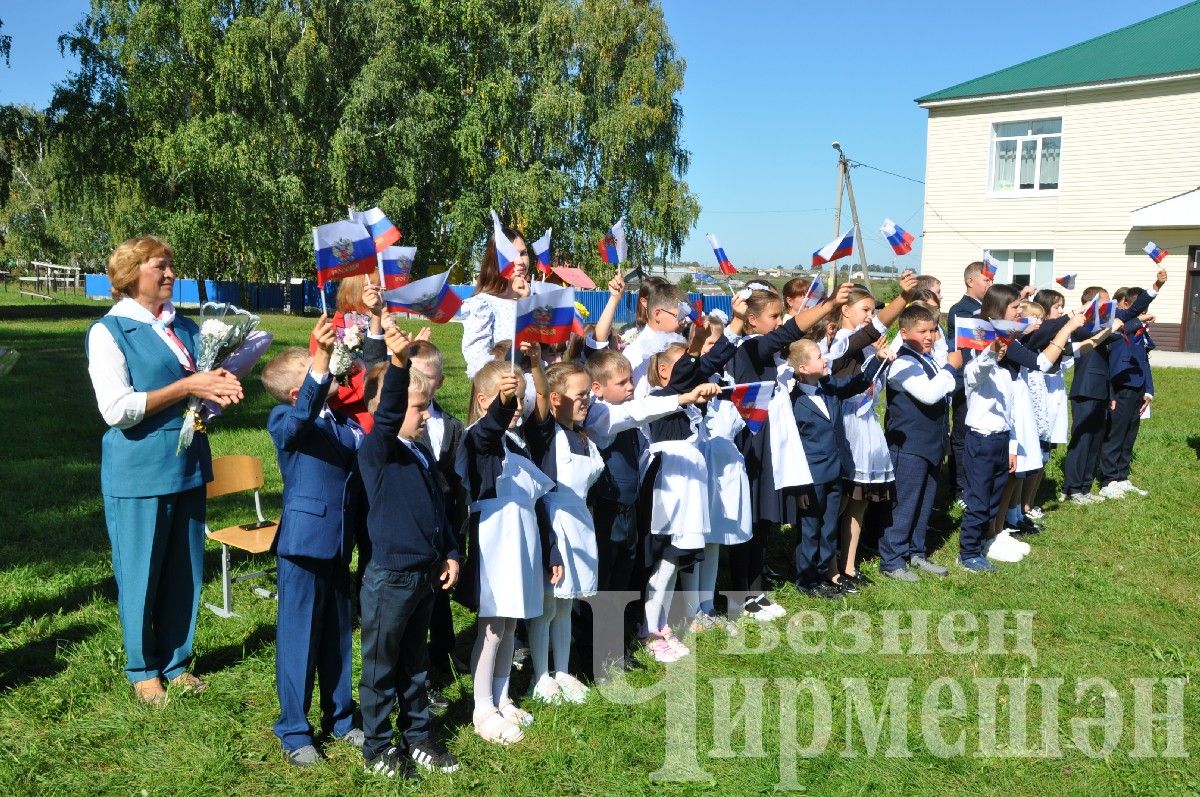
[879, 449, 938, 573]
[359, 562, 435, 760]
[1062, 396, 1107, 496]
[274, 555, 355, 750]
[948, 385, 969, 499]
[960, 430, 1010, 561]
[1098, 387, 1143, 487]
[794, 480, 844, 586]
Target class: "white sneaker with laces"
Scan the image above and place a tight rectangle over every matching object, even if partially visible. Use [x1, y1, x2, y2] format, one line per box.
[1119, 480, 1148, 496]
[1083, 492, 1106, 503]
[984, 536, 1023, 563]
[1099, 482, 1126, 500]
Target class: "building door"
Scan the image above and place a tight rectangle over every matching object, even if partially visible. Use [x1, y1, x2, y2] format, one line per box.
[1187, 246, 1200, 353]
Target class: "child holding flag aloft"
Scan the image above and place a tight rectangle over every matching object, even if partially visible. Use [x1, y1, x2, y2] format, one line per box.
[728, 283, 852, 619]
[826, 271, 917, 588]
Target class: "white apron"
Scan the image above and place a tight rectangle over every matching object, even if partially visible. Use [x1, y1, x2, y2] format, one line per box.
[702, 401, 753, 546]
[1011, 372, 1042, 474]
[766, 358, 813, 489]
[643, 407, 708, 551]
[471, 452, 555, 619]
[841, 361, 895, 484]
[541, 426, 604, 599]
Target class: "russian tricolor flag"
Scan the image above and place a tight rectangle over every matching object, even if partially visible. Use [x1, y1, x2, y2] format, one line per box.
[1143, 241, 1168, 264]
[801, 277, 826, 309]
[514, 284, 577, 346]
[1091, 299, 1117, 332]
[880, 218, 915, 256]
[1055, 273, 1076, 290]
[313, 220, 377, 287]
[382, 269, 463, 323]
[981, 251, 1001, 280]
[679, 299, 706, 328]
[812, 229, 854, 267]
[379, 245, 417, 290]
[706, 233, 737, 275]
[531, 229, 552, 276]
[599, 219, 626, 265]
[723, 381, 774, 435]
[349, 207, 402, 252]
[954, 318, 998, 351]
[990, 319, 1029, 345]
[491, 210, 523, 278]
[572, 301, 588, 337]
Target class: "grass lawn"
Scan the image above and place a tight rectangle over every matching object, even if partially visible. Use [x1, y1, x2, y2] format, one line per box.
[0, 290, 1197, 796]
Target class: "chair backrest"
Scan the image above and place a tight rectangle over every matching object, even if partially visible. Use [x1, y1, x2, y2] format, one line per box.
[207, 455, 264, 499]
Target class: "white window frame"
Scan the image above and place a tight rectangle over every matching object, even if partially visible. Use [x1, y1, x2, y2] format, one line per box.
[984, 249, 1055, 288]
[987, 117, 1062, 197]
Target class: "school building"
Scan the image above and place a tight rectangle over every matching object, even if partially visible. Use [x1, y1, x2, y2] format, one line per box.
[916, 1, 1200, 352]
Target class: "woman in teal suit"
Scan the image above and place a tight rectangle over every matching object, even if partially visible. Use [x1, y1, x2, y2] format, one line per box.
[86, 236, 244, 705]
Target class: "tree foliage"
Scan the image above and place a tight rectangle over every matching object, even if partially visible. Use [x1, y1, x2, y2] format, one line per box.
[0, 0, 699, 286]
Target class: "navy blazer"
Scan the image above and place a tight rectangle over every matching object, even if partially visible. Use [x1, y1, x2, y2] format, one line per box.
[790, 363, 879, 485]
[268, 372, 363, 561]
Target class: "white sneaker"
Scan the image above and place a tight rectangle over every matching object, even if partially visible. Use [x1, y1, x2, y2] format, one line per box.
[552, 672, 589, 704]
[1083, 492, 1106, 503]
[755, 595, 787, 619]
[1119, 480, 1148, 496]
[1026, 507, 1045, 520]
[529, 674, 563, 703]
[984, 536, 1023, 563]
[1099, 483, 1126, 500]
[998, 529, 1031, 555]
[1068, 493, 1091, 506]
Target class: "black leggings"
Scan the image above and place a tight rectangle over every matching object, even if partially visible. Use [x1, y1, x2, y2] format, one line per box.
[727, 520, 775, 595]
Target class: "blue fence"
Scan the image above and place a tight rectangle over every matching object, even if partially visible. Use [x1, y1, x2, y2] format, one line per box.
[84, 275, 735, 324]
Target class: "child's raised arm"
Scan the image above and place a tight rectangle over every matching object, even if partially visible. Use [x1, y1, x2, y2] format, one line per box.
[522, 341, 549, 421]
[592, 274, 625, 347]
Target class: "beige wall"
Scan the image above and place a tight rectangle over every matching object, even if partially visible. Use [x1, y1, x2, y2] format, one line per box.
[919, 77, 1200, 346]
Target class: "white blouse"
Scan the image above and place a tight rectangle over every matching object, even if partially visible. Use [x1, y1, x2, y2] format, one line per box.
[460, 291, 517, 378]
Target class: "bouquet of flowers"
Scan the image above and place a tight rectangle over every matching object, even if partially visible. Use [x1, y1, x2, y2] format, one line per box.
[330, 311, 370, 386]
[177, 302, 262, 453]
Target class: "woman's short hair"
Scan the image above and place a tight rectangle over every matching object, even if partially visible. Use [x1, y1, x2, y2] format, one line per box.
[336, 274, 372, 314]
[108, 236, 172, 300]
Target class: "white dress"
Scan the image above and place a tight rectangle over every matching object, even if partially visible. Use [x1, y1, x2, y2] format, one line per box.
[460, 292, 517, 377]
[1044, 356, 1071, 445]
[1010, 370, 1042, 474]
[470, 451, 555, 619]
[540, 426, 604, 599]
[831, 329, 893, 485]
[702, 401, 753, 546]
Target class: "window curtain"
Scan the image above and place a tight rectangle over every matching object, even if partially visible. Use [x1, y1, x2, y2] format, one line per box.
[993, 141, 1016, 191]
[1039, 136, 1061, 189]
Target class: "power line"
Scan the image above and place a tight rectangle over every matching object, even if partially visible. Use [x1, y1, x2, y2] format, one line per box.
[847, 159, 925, 185]
[705, 207, 836, 214]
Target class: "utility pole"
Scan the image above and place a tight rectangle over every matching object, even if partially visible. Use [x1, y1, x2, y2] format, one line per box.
[830, 142, 846, 295]
[831, 142, 873, 291]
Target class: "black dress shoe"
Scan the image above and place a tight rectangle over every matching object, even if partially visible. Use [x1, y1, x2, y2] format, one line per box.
[1014, 517, 1042, 535]
[844, 571, 873, 586]
[425, 684, 449, 712]
[798, 581, 844, 600]
[832, 578, 860, 595]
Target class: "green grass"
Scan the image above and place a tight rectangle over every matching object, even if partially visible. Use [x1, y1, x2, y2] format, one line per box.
[0, 289, 1198, 796]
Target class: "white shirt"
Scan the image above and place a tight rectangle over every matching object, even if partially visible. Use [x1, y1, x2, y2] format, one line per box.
[460, 292, 517, 377]
[964, 349, 1018, 453]
[87, 298, 192, 430]
[886, 352, 955, 406]
[889, 328, 948, 365]
[794, 381, 830, 419]
[426, 404, 445, 461]
[583, 393, 681, 449]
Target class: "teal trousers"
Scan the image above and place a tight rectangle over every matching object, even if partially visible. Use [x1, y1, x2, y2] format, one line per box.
[103, 487, 206, 683]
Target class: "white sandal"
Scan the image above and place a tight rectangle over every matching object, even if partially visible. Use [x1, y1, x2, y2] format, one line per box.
[473, 708, 523, 745]
[498, 699, 535, 727]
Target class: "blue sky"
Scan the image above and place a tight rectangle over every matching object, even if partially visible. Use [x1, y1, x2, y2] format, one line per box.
[0, 1, 1187, 268]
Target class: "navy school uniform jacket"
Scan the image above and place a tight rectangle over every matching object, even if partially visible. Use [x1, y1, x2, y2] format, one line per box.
[1069, 288, 1155, 401]
[357, 362, 458, 571]
[1108, 316, 1155, 393]
[268, 371, 364, 562]
[884, 347, 959, 466]
[417, 400, 467, 539]
[790, 359, 884, 485]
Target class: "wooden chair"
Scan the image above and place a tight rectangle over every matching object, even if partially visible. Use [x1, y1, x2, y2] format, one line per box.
[204, 455, 279, 618]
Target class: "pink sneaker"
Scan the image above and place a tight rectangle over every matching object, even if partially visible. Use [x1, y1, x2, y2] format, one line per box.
[645, 636, 680, 663]
[659, 626, 690, 657]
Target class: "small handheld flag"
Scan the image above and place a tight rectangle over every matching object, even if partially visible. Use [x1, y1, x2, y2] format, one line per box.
[383, 269, 462, 323]
[954, 318, 998, 351]
[800, 277, 826, 309]
[490, 210, 522, 278]
[981, 251, 1000, 280]
[880, 218, 915, 256]
[679, 299, 706, 329]
[1143, 241, 1168, 264]
[572, 302, 589, 337]
[599, 219, 627, 265]
[314, 220, 377, 288]
[813, 228, 855, 267]
[379, 246, 417, 290]
[1055, 274, 1076, 290]
[706, 233, 737, 275]
[514, 284, 577, 346]
[530, 229, 552, 276]
[349, 207, 401, 252]
[989, 319, 1030, 344]
[1087, 299, 1117, 333]
[721, 381, 774, 435]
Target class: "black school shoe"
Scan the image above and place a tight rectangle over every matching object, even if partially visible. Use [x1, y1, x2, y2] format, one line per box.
[832, 578, 860, 595]
[1013, 517, 1042, 535]
[798, 581, 844, 600]
[843, 571, 873, 587]
[365, 746, 421, 781]
[426, 684, 449, 713]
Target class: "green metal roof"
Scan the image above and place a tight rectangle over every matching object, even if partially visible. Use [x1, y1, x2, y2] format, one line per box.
[916, 1, 1200, 104]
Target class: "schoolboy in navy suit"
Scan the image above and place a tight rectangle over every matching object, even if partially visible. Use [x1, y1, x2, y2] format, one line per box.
[357, 325, 461, 780]
[262, 315, 364, 767]
[786, 339, 891, 599]
[881, 304, 964, 582]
